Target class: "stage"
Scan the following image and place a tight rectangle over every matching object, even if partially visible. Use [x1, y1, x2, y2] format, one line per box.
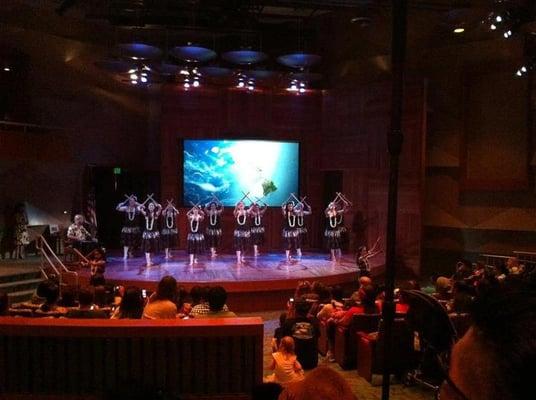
[78, 251, 383, 312]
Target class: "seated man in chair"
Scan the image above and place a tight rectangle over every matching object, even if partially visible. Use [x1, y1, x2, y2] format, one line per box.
[67, 214, 99, 254]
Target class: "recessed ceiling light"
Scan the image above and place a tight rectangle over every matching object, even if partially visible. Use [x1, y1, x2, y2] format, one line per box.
[3, 67, 10, 72]
[453, 27, 465, 34]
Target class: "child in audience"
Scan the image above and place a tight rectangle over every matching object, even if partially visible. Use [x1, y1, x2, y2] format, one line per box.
[264, 336, 304, 386]
[271, 312, 287, 352]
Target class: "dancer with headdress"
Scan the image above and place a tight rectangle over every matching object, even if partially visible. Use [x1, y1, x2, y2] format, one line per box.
[335, 192, 352, 258]
[161, 199, 179, 260]
[233, 194, 251, 264]
[324, 194, 349, 262]
[186, 204, 205, 266]
[204, 196, 224, 258]
[281, 199, 299, 262]
[291, 194, 312, 259]
[116, 195, 142, 260]
[249, 197, 268, 257]
[139, 195, 162, 267]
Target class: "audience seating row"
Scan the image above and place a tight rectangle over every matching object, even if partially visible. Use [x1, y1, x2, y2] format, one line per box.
[0, 316, 263, 399]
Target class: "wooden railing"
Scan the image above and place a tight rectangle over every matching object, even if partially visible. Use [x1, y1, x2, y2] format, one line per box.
[0, 317, 264, 399]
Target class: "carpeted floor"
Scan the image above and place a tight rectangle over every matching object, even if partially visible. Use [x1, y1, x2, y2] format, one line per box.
[241, 311, 434, 400]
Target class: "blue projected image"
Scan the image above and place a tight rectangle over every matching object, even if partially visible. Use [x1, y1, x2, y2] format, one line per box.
[183, 140, 299, 206]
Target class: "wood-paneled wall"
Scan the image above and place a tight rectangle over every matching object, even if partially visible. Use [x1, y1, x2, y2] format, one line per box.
[160, 81, 427, 275]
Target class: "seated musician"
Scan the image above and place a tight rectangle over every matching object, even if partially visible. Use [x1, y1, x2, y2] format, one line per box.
[67, 214, 99, 254]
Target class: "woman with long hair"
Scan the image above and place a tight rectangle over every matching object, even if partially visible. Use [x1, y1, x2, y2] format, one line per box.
[111, 286, 144, 319]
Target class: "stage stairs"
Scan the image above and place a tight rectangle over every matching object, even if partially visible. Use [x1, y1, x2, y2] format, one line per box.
[0, 265, 43, 304]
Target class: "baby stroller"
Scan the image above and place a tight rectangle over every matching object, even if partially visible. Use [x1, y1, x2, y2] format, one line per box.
[401, 290, 459, 390]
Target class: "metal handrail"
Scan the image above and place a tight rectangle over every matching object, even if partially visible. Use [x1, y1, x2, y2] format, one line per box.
[0, 120, 65, 132]
[36, 235, 79, 288]
[69, 247, 90, 264]
[35, 237, 60, 280]
[479, 253, 510, 260]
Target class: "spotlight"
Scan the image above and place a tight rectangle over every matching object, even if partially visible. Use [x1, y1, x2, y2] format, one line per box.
[3, 67, 11, 72]
[192, 80, 200, 88]
[140, 76, 148, 83]
[130, 73, 138, 80]
[522, 66, 527, 73]
[128, 69, 136, 74]
[299, 88, 305, 93]
[503, 30, 512, 38]
[247, 85, 254, 91]
[453, 27, 465, 34]
[237, 81, 245, 88]
[179, 69, 189, 75]
[490, 24, 497, 30]
[184, 82, 190, 89]
[131, 80, 138, 85]
[516, 70, 522, 77]
[495, 15, 502, 23]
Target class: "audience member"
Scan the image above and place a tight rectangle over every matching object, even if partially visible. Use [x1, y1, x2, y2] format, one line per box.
[333, 284, 379, 327]
[189, 285, 204, 307]
[143, 276, 178, 319]
[58, 285, 78, 308]
[190, 285, 229, 317]
[447, 281, 474, 314]
[35, 280, 67, 316]
[176, 285, 192, 317]
[282, 299, 319, 370]
[438, 278, 536, 400]
[452, 259, 473, 282]
[272, 312, 287, 352]
[433, 276, 452, 301]
[506, 256, 524, 276]
[111, 286, 144, 319]
[264, 336, 304, 385]
[66, 287, 108, 319]
[278, 366, 357, 400]
[196, 286, 236, 318]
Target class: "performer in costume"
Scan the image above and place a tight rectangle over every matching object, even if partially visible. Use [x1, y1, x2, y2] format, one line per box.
[324, 200, 346, 263]
[161, 199, 179, 260]
[335, 192, 352, 259]
[204, 197, 224, 258]
[281, 201, 299, 261]
[248, 198, 267, 257]
[186, 204, 205, 266]
[356, 237, 381, 278]
[12, 203, 29, 259]
[233, 199, 250, 264]
[116, 195, 142, 260]
[291, 194, 312, 259]
[139, 196, 162, 267]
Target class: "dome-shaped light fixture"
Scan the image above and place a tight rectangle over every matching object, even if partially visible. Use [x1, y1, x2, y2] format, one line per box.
[170, 45, 217, 63]
[277, 53, 321, 69]
[222, 50, 268, 65]
[117, 43, 163, 60]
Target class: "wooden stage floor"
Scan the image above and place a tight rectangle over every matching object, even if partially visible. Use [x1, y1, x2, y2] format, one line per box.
[100, 251, 361, 284]
[83, 251, 383, 311]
